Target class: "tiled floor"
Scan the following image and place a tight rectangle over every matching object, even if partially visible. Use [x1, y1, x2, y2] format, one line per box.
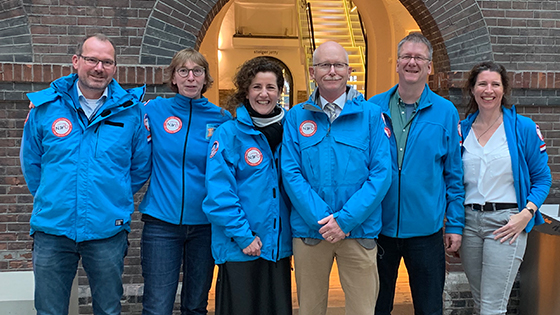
[207, 260, 413, 314]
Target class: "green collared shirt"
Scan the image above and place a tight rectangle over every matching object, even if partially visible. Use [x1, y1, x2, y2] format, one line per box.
[389, 90, 418, 168]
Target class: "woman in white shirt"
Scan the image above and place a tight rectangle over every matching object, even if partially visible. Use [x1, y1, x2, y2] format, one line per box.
[459, 61, 551, 315]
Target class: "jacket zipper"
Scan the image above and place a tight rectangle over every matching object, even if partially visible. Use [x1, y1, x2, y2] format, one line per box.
[275, 148, 282, 261]
[396, 114, 415, 238]
[260, 131, 282, 261]
[179, 100, 194, 225]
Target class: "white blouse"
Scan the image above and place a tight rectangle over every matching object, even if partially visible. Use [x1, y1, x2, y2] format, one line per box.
[463, 123, 517, 205]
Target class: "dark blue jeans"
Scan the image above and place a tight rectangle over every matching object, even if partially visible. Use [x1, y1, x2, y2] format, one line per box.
[32, 230, 128, 315]
[141, 220, 214, 315]
[376, 229, 445, 315]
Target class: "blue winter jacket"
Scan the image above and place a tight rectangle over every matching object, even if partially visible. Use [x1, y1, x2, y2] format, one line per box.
[203, 106, 292, 264]
[368, 84, 464, 238]
[460, 105, 551, 233]
[282, 87, 391, 239]
[139, 94, 231, 224]
[20, 74, 151, 242]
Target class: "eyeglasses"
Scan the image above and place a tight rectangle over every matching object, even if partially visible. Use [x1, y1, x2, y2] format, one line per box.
[313, 63, 349, 71]
[176, 67, 205, 77]
[78, 55, 115, 68]
[398, 55, 431, 63]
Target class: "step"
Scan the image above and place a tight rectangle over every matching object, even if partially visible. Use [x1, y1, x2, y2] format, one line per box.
[0, 271, 79, 315]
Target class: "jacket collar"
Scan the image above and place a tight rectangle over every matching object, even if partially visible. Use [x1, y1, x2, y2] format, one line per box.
[172, 93, 209, 110]
[27, 73, 145, 110]
[303, 85, 365, 116]
[461, 105, 517, 145]
[235, 105, 260, 135]
[379, 83, 433, 116]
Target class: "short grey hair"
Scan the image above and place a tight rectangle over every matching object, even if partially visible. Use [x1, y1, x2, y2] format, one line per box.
[397, 32, 433, 60]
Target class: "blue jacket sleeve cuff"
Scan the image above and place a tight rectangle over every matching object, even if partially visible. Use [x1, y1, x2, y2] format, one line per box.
[444, 226, 463, 235]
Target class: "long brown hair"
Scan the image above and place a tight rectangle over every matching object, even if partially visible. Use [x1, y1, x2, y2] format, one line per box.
[464, 61, 510, 117]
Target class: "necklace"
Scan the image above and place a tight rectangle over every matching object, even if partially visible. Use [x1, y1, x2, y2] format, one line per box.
[475, 113, 502, 142]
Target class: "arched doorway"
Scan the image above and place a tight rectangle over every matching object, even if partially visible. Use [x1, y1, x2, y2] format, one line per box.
[198, 0, 428, 108]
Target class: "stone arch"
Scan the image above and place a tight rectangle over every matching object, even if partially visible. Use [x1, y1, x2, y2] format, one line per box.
[140, 0, 218, 65]
[193, 0, 493, 78]
[418, 0, 493, 71]
[0, 0, 32, 63]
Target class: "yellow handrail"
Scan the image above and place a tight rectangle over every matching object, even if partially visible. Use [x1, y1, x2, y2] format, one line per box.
[296, 0, 315, 96]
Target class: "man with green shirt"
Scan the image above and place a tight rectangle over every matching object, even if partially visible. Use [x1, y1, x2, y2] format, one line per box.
[368, 33, 465, 315]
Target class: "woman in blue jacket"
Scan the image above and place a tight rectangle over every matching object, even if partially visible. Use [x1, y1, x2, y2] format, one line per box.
[459, 61, 551, 315]
[139, 49, 231, 315]
[203, 57, 292, 315]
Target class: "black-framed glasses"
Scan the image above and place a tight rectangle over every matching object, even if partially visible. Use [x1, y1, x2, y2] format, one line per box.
[78, 55, 115, 68]
[176, 67, 205, 77]
[398, 55, 431, 63]
[313, 63, 349, 71]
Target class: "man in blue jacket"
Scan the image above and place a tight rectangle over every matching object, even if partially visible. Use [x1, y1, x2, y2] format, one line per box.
[368, 33, 464, 315]
[20, 34, 151, 315]
[282, 41, 391, 315]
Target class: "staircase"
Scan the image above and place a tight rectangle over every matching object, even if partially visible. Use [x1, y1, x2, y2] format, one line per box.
[298, 0, 367, 96]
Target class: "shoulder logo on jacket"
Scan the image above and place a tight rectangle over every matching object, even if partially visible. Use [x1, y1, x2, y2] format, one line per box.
[382, 113, 391, 138]
[299, 120, 317, 137]
[245, 147, 263, 166]
[164, 116, 182, 133]
[458, 122, 462, 146]
[210, 141, 219, 158]
[536, 124, 546, 152]
[206, 123, 219, 140]
[52, 118, 72, 137]
[144, 114, 151, 143]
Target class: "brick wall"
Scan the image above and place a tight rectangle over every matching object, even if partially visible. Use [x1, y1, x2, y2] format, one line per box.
[2, 1, 560, 314]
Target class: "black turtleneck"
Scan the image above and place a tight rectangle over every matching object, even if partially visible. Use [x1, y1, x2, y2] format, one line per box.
[244, 103, 283, 152]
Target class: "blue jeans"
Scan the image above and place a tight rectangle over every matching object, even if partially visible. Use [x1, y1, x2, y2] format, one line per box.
[460, 207, 527, 315]
[141, 220, 215, 315]
[376, 229, 445, 315]
[32, 230, 128, 315]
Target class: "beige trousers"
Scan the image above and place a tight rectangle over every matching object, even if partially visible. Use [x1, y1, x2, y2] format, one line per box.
[293, 238, 379, 315]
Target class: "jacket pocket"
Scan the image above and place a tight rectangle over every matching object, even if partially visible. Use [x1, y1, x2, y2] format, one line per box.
[95, 119, 133, 160]
[104, 120, 124, 127]
[333, 134, 368, 185]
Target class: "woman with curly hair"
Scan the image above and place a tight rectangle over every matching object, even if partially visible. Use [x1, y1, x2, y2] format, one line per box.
[203, 56, 292, 315]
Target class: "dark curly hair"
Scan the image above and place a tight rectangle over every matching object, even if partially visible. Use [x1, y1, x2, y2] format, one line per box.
[165, 48, 214, 95]
[464, 61, 511, 117]
[226, 56, 284, 115]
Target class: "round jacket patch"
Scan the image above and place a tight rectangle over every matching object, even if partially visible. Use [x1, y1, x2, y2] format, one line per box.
[164, 116, 182, 133]
[52, 118, 72, 137]
[245, 147, 263, 166]
[299, 120, 317, 137]
[210, 141, 219, 158]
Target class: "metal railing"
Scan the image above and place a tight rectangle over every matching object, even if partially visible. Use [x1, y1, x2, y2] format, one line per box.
[297, 0, 317, 96]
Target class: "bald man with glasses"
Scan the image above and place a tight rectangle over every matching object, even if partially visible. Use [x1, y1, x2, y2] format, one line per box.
[282, 41, 391, 315]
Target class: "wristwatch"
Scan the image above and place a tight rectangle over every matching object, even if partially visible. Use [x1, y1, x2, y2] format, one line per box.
[524, 207, 535, 217]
